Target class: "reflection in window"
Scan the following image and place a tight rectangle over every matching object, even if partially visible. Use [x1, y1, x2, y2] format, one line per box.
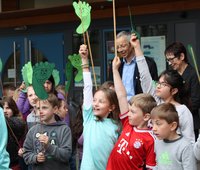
[72, 30, 101, 71]
[71, 30, 101, 103]
[2, 48, 47, 87]
[136, 24, 167, 37]
[2, 50, 21, 85]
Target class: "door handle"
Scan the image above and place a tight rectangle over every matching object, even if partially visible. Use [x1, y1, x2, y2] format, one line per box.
[13, 41, 17, 87]
[29, 40, 32, 62]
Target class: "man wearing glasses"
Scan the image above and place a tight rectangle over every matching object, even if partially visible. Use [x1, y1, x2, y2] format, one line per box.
[109, 31, 158, 101]
[165, 42, 200, 140]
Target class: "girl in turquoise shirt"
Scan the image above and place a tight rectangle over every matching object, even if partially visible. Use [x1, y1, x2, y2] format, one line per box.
[0, 107, 10, 169]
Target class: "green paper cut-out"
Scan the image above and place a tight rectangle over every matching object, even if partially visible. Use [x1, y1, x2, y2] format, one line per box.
[21, 61, 33, 87]
[32, 62, 55, 100]
[73, 1, 91, 34]
[52, 69, 60, 86]
[131, 29, 141, 42]
[68, 54, 83, 82]
[128, 6, 141, 41]
[0, 58, 2, 73]
[187, 44, 200, 82]
[65, 60, 73, 92]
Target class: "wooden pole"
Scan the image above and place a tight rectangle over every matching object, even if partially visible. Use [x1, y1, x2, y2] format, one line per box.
[113, 0, 117, 57]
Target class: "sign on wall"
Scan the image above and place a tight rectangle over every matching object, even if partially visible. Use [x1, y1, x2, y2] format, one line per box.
[141, 36, 166, 75]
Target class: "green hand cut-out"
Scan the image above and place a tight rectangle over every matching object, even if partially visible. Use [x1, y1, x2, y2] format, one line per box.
[73, 1, 91, 34]
[65, 60, 73, 92]
[21, 61, 33, 87]
[68, 54, 83, 82]
[32, 62, 55, 100]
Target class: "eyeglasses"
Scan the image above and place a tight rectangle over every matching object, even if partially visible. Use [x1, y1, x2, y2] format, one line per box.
[156, 81, 171, 88]
[166, 56, 178, 63]
[116, 43, 129, 51]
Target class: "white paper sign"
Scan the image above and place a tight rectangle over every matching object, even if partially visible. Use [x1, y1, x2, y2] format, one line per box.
[8, 69, 16, 78]
[141, 36, 166, 75]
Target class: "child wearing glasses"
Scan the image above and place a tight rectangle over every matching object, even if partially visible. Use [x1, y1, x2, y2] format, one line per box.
[130, 33, 195, 143]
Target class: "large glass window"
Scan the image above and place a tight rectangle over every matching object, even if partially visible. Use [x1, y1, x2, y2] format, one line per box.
[136, 24, 167, 74]
[69, 30, 101, 103]
[2, 48, 47, 87]
[136, 24, 167, 37]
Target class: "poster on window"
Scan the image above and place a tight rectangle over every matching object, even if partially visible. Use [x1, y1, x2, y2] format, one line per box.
[141, 36, 166, 75]
[106, 41, 115, 60]
[106, 41, 115, 80]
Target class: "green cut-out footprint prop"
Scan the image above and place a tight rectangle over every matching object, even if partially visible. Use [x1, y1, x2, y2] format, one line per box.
[68, 54, 83, 82]
[32, 62, 55, 100]
[73, 1, 91, 34]
[21, 61, 33, 87]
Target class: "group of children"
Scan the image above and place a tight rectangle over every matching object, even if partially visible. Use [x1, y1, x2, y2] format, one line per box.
[78, 34, 199, 170]
[0, 33, 200, 170]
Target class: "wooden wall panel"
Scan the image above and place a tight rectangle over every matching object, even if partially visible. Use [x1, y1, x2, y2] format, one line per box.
[0, 0, 200, 28]
[1, 0, 19, 11]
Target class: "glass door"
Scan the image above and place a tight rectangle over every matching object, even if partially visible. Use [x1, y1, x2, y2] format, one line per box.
[0, 33, 64, 95]
[0, 36, 24, 87]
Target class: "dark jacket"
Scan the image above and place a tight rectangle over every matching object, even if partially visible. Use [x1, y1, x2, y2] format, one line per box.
[182, 64, 200, 129]
[109, 56, 158, 95]
[6, 117, 26, 167]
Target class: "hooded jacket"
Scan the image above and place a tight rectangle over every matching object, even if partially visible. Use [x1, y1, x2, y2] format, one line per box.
[23, 120, 72, 170]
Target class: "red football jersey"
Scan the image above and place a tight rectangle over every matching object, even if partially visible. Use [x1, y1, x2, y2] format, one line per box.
[107, 112, 156, 170]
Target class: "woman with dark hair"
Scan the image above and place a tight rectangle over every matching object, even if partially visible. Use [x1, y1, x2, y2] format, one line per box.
[165, 42, 200, 140]
[43, 75, 57, 95]
[1, 96, 26, 170]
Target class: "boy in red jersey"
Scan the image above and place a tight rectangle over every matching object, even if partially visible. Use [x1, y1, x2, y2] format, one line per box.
[107, 53, 157, 170]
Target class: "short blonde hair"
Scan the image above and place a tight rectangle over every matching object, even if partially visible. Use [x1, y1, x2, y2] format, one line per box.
[129, 93, 157, 114]
[36, 93, 59, 108]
